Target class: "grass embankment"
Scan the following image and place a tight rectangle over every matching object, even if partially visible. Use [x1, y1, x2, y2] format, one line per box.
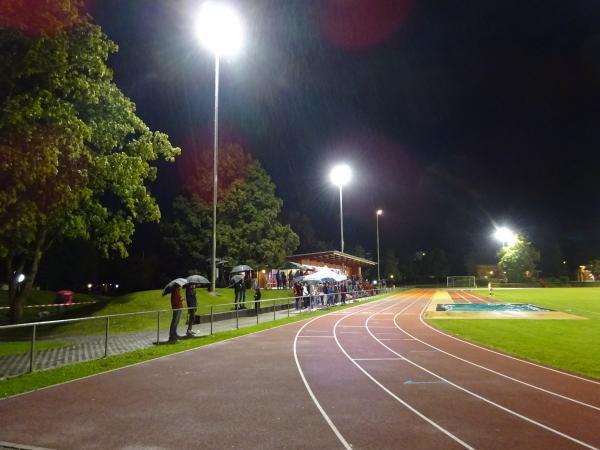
[429, 287, 600, 379]
[1, 287, 295, 338]
[0, 290, 401, 398]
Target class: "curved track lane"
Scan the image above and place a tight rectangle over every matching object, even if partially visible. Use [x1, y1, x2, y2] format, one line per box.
[296, 289, 600, 449]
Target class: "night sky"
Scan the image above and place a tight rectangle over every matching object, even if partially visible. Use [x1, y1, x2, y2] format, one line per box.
[89, 0, 600, 272]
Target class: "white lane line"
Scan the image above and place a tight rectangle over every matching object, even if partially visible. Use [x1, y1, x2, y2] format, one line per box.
[298, 336, 335, 338]
[380, 338, 415, 341]
[391, 302, 600, 412]
[420, 302, 600, 386]
[353, 358, 403, 361]
[462, 291, 492, 304]
[338, 331, 364, 334]
[338, 325, 398, 329]
[365, 302, 598, 450]
[292, 295, 404, 450]
[453, 291, 471, 304]
[333, 295, 475, 449]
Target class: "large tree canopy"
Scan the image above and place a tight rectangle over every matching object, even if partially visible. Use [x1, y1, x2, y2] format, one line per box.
[0, 2, 180, 321]
[162, 144, 299, 280]
[497, 236, 540, 282]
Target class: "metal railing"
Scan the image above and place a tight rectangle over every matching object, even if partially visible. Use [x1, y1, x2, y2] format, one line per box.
[0, 288, 395, 378]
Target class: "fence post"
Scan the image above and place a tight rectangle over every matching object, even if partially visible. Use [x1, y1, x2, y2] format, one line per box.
[256, 301, 259, 325]
[236, 307, 239, 329]
[210, 305, 213, 335]
[287, 298, 290, 317]
[273, 300, 276, 321]
[104, 316, 110, 357]
[29, 324, 37, 373]
[156, 310, 160, 344]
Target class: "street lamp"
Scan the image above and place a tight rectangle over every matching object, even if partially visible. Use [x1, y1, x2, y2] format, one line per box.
[494, 226, 517, 247]
[196, 2, 243, 293]
[376, 209, 383, 283]
[330, 164, 352, 253]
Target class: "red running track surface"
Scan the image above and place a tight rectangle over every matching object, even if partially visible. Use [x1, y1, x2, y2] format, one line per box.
[1, 289, 598, 449]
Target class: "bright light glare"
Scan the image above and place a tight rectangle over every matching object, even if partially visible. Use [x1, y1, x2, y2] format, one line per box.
[494, 227, 517, 246]
[377, 209, 383, 215]
[329, 164, 352, 187]
[16, 273, 25, 283]
[196, 2, 243, 57]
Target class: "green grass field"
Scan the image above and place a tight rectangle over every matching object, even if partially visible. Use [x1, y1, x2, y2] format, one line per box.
[429, 287, 600, 379]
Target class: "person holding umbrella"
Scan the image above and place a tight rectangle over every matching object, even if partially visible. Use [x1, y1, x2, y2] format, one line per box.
[169, 284, 183, 342]
[185, 283, 198, 337]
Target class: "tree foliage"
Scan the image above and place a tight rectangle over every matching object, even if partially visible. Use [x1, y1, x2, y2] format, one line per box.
[497, 236, 540, 282]
[0, 1, 180, 321]
[162, 144, 299, 279]
[382, 248, 400, 280]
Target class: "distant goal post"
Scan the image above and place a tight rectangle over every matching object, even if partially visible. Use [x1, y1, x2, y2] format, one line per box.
[446, 276, 477, 289]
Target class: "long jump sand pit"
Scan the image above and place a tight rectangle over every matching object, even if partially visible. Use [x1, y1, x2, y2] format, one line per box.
[425, 290, 586, 320]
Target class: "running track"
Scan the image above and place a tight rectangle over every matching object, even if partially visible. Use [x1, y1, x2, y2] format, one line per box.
[0, 289, 598, 449]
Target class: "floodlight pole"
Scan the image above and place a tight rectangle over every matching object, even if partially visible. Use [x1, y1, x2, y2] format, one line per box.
[211, 54, 220, 294]
[376, 212, 381, 283]
[339, 184, 344, 253]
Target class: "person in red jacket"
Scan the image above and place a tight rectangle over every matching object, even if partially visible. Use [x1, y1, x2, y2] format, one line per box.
[169, 285, 183, 342]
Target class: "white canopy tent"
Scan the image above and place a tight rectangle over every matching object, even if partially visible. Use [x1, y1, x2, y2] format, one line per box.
[302, 266, 347, 283]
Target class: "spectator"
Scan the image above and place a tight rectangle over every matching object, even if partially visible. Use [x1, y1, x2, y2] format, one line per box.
[302, 283, 310, 309]
[294, 281, 302, 310]
[185, 283, 198, 337]
[169, 285, 183, 343]
[254, 279, 261, 315]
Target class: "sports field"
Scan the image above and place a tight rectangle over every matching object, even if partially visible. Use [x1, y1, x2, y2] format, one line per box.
[430, 288, 600, 379]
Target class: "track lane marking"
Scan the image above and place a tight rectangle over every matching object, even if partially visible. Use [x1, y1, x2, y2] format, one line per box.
[362, 297, 599, 450]
[391, 301, 600, 411]
[332, 294, 475, 449]
[419, 297, 600, 386]
[292, 293, 414, 449]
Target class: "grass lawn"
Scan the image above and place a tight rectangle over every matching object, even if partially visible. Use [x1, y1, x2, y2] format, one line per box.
[429, 287, 600, 379]
[0, 290, 401, 398]
[0, 287, 297, 338]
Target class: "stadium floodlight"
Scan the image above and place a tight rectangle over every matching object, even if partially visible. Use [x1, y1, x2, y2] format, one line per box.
[330, 164, 352, 252]
[196, 3, 243, 57]
[494, 227, 517, 247]
[195, 2, 244, 294]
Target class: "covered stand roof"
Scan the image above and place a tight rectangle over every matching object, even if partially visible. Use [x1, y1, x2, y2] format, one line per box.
[287, 251, 376, 267]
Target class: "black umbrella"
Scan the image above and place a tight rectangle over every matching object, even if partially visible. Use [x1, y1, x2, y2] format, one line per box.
[228, 274, 243, 286]
[186, 274, 210, 285]
[162, 278, 188, 296]
[231, 264, 253, 274]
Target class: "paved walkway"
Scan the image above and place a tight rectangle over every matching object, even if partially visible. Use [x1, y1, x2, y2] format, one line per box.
[0, 302, 352, 378]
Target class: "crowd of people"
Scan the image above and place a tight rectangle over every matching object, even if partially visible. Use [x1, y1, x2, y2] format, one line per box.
[167, 271, 378, 342]
[291, 279, 374, 310]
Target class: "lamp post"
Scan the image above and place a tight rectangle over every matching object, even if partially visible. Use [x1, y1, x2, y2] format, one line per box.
[494, 226, 516, 248]
[329, 164, 352, 253]
[376, 209, 383, 284]
[196, 3, 243, 293]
